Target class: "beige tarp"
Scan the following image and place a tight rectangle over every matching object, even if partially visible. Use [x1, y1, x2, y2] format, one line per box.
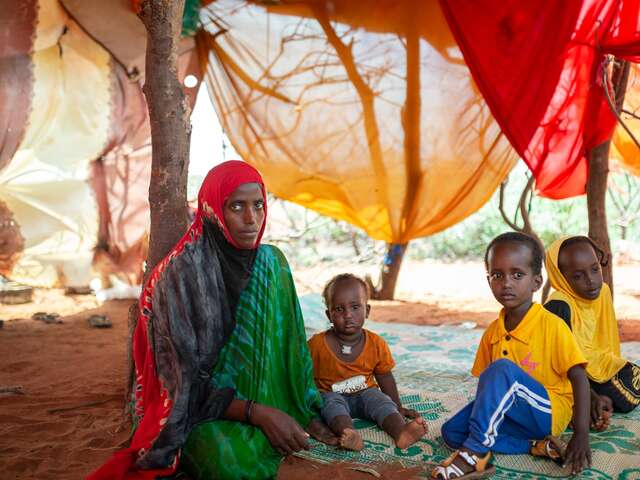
[0, 0, 111, 286]
[0, 0, 200, 287]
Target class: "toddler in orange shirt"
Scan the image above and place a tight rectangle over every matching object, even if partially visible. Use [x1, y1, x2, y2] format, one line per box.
[307, 273, 427, 451]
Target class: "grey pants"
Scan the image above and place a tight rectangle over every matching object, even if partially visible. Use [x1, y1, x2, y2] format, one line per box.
[320, 388, 399, 428]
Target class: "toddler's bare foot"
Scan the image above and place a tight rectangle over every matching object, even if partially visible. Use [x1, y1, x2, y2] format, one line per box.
[306, 418, 339, 446]
[395, 416, 428, 449]
[339, 428, 364, 451]
[594, 408, 612, 432]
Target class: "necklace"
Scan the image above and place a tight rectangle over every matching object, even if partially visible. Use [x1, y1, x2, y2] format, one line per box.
[338, 332, 364, 355]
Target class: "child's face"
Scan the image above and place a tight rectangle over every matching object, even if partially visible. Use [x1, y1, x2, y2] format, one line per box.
[558, 241, 603, 300]
[326, 280, 370, 336]
[486, 242, 542, 310]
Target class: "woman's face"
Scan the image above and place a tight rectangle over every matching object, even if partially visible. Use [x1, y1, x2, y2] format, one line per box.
[222, 182, 265, 249]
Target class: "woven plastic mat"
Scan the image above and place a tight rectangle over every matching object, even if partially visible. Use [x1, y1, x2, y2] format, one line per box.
[297, 315, 640, 479]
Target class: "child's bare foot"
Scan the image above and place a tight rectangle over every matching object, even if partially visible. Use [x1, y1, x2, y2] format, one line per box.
[395, 416, 428, 449]
[339, 428, 364, 451]
[593, 408, 612, 432]
[591, 394, 613, 432]
[306, 418, 339, 446]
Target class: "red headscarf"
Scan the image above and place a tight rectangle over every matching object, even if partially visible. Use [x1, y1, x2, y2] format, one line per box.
[196, 160, 267, 249]
[87, 161, 267, 480]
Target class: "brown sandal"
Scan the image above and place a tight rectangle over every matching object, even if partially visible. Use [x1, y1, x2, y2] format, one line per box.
[530, 436, 566, 464]
[431, 449, 495, 479]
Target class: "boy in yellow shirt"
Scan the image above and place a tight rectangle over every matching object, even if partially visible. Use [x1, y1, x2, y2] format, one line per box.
[432, 232, 591, 479]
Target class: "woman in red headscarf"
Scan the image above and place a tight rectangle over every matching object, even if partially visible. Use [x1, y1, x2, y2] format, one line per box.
[88, 161, 335, 480]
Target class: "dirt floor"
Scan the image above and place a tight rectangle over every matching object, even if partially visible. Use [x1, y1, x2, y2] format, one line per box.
[298, 259, 640, 341]
[1, 261, 640, 479]
[0, 295, 430, 480]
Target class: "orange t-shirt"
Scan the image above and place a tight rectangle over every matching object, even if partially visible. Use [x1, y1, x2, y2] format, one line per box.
[307, 329, 396, 393]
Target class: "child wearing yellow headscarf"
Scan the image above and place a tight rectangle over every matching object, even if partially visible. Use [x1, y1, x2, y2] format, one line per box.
[544, 236, 640, 430]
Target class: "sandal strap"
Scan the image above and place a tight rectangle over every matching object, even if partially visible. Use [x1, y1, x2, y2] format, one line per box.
[460, 450, 492, 472]
[546, 437, 565, 459]
[458, 450, 478, 466]
[545, 442, 555, 457]
[440, 450, 459, 467]
[531, 436, 564, 460]
[431, 462, 465, 479]
[431, 450, 491, 479]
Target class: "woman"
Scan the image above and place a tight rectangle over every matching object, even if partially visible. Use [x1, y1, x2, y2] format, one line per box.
[88, 161, 334, 480]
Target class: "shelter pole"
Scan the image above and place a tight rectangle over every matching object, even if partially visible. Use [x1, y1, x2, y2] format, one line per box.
[401, 12, 422, 232]
[587, 59, 630, 296]
[124, 0, 190, 420]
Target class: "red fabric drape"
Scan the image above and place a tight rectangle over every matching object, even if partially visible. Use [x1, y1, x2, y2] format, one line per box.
[440, 0, 640, 199]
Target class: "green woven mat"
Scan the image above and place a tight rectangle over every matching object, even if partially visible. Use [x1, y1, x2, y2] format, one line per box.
[296, 314, 640, 479]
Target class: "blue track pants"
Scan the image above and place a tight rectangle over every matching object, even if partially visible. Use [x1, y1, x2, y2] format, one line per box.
[441, 359, 553, 454]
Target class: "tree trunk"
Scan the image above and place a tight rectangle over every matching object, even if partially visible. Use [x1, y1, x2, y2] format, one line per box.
[372, 20, 419, 301]
[372, 243, 408, 300]
[588, 142, 614, 291]
[140, 0, 191, 273]
[400, 17, 421, 236]
[124, 0, 190, 420]
[587, 59, 630, 295]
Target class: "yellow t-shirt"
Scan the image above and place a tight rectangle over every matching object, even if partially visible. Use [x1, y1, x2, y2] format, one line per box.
[308, 329, 395, 393]
[472, 303, 587, 436]
[547, 287, 626, 382]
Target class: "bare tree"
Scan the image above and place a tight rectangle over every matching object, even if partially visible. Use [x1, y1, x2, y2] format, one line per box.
[202, 4, 417, 299]
[498, 175, 537, 237]
[589, 58, 631, 295]
[140, 0, 191, 271]
[124, 0, 191, 421]
[608, 171, 640, 240]
[498, 174, 552, 300]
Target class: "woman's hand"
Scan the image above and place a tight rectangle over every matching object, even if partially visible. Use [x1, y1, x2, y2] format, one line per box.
[251, 404, 310, 455]
[563, 431, 591, 475]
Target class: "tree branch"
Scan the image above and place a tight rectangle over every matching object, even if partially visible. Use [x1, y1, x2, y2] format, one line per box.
[498, 180, 520, 231]
[518, 175, 536, 234]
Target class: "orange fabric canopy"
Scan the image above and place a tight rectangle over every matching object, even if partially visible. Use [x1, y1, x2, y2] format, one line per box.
[199, 0, 518, 243]
[612, 63, 640, 176]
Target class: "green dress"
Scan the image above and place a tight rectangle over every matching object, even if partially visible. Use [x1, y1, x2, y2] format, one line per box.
[182, 245, 321, 479]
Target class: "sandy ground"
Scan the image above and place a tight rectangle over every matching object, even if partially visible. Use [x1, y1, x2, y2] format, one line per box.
[1, 261, 640, 479]
[297, 259, 640, 341]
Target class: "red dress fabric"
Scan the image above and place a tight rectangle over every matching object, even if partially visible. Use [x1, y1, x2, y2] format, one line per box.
[439, 0, 640, 199]
[87, 160, 266, 479]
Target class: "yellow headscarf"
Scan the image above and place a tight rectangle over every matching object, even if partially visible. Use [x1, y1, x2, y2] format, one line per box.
[545, 237, 626, 383]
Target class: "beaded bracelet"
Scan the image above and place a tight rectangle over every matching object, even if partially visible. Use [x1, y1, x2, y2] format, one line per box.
[245, 399, 255, 424]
